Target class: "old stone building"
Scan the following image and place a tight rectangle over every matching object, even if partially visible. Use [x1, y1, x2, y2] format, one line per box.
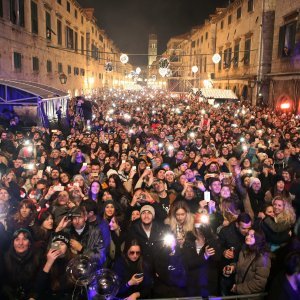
[212, 0, 276, 105]
[164, 0, 300, 109]
[0, 0, 132, 97]
[268, 0, 300, 113]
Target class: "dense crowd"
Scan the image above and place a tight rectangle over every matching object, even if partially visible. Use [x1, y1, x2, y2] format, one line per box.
[0, 88, 299, 300]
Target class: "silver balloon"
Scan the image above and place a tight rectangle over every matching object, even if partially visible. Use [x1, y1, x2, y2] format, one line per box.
[159, 57, 170, 69]
[88, 269, 119, 300]
[166, 68, 172, 77]
[159, 67, 168, 77]
[66, 255, 96, 286]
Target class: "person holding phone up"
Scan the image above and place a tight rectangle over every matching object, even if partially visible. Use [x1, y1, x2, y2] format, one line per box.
[113, 239, 152, 300]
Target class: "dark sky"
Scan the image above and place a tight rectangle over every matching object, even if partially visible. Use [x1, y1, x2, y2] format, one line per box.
[77, 0, 229, 66]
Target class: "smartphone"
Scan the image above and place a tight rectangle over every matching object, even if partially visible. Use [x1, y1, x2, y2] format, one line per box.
[223, 173, 232, 178]
[132, 166, 137, 171]
[73, 182, 80, 187]
[46, 166, 52, 173]
[53, 185, 64, 192]
[122, 160, 126, 164]
[82, 162, 87, 167]
[51, 130, 58, 133]
[91, 173, 99, 177]
[50, 241, 60, 250]
[135, 273, 144, 279]
[146, 166, 150, 170]
[37, 170, 43, 178]
[247, 147, 256, 159]
[204, 191, 211, 202]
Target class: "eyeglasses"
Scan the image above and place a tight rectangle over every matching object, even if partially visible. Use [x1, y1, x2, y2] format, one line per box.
[128, 251, 141, 255]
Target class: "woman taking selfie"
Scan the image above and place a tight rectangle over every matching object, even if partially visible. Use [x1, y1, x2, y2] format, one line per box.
[113, 239, 152, 300]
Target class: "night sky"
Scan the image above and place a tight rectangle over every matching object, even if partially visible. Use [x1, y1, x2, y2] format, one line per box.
[77, 0, 229, 66]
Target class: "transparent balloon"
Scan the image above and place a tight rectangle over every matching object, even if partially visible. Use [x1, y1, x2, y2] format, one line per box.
[66, 255, 96, 286]
[88, 269, 120, 300]
[159, 67, 168, 77]
[120, 54, 129, 64]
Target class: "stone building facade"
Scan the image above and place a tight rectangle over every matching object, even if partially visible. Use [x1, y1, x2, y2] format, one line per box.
[269, 0, 300, 113]
[164, 0, 299, 111]
[0, 0, 132, 97]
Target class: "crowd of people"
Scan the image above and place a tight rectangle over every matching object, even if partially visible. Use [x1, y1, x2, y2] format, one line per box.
[0, 88, 299, 300]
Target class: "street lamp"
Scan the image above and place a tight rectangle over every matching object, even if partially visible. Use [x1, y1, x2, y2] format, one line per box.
[212, 54, 221, 88]
[191, 65, 198, 88]
[59, 73, 67, 84]
[191, 65, 198, 73]
[212, 53, 221, 64]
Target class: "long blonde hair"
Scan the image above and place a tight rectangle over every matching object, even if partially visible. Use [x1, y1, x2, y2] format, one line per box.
[164, 201, 194, 234]
[272, 196, 296, 226]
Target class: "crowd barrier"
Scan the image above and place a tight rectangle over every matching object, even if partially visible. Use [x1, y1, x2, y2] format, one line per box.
[140, 293, 267, 300]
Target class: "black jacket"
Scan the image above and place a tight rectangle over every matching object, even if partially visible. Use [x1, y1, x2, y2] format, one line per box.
[183, 234, 222, 297]
[69, 223, 106, 267]
[218, 222, 246, 265]
[128, 220, 168, 264]
[113, 256, 152, 299]
[153, 246, 187, 298]
[1, 247, 42, 300]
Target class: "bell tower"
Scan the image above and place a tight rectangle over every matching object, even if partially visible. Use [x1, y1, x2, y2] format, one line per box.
[148, 34, 157, 67]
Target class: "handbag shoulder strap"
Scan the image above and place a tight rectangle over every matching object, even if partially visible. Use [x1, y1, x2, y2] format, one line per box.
[241, 254, 258, 283]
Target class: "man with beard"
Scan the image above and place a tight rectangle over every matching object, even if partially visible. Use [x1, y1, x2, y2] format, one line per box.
[151, 179, 176, 222]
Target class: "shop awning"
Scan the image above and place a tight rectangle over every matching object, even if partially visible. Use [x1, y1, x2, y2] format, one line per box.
[200, 88, 238, 100]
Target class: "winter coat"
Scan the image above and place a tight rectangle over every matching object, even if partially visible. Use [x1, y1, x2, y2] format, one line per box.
[235, 250, 271, 295]
[113, 256, 152, 299]
[128, 220, 168, 264]
[1, 246, 42, 300]
[69, 223, 106, 267]
[183, 234, 222, 297]
[153, 246, 187, 298]
[218, 222, 246, 265]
